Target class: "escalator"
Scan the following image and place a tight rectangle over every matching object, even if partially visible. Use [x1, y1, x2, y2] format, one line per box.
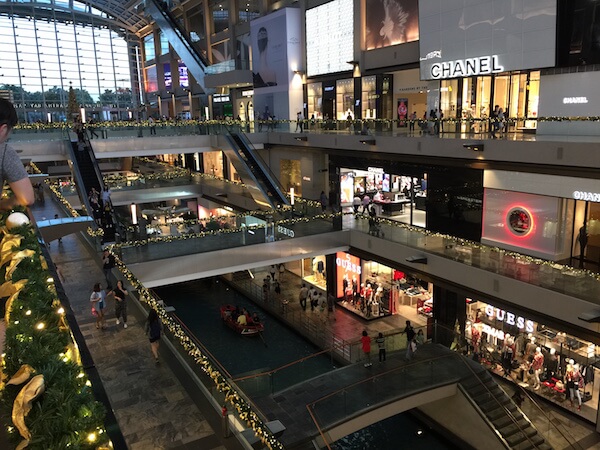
[144, 0, 213, 94]
[222, 129, 290, 209]
[68, 139, 116, 243]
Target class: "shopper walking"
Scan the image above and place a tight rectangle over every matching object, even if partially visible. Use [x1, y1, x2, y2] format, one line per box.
[403, 320, 416, 360]
[110, 280, 129, 328]
[90, 283, 106, 330]
[361, 330, 372, 367]
[299, 283, 308, 310]
[144, 309, 163, 364]
[102, 249, 115, 288]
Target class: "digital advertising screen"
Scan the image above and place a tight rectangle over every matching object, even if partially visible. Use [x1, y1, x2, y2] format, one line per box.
[306, 0, 354, 77]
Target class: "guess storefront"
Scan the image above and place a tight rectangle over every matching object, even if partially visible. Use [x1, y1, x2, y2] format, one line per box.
[466, 301, 600, 423]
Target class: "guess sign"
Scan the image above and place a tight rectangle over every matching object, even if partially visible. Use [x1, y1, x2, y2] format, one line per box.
[485, 305, 534, 333]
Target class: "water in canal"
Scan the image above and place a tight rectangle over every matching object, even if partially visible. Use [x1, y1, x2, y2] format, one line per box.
[155, 277, 461, 449]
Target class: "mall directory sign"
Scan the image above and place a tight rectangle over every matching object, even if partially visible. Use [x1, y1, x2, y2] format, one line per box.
[418, 0, 557, 81]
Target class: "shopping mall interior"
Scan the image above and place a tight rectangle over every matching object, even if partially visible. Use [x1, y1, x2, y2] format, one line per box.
[2, 0, 600, 449]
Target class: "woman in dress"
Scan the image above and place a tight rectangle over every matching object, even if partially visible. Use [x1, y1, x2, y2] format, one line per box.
[144, 309, 163, 363]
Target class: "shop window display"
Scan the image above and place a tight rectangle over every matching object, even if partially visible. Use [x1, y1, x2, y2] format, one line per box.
[336, 254, 392, 320]
[467, 303, 599, 421]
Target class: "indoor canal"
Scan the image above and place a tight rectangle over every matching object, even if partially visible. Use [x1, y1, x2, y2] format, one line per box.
[154, 277, 462, 450]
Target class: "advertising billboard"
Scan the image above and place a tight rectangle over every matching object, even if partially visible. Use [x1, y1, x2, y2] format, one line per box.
[365, 0, 419, 50]
[481, 189, 563, 260]
[418, 0, 557, 81]
[251, 8, 303, 120]
[336, 252, 361, 298]
[306, 0, 354, 77]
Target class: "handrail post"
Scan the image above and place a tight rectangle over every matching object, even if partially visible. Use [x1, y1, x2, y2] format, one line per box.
[434, 319, 438, 344]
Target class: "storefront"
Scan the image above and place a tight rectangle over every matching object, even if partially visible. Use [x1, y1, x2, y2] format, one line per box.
[418, 1, 555, 132]
[335, 251, 433, 321]
[466, 301, 600, 423]
[439, 71, 540, 132]
[340, 166, 427, 227]
[286, 255, 327, 293]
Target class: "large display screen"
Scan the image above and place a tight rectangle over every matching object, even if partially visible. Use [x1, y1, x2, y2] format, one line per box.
[336, 252, 361, 298]
[306, 0, 354, 77]
[365, 0, 419, 50]
[481, 189, 562, 260]
[418, 0, 557, 80]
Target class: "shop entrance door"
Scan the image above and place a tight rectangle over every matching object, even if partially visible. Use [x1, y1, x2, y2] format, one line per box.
[323, 98, 334, 121]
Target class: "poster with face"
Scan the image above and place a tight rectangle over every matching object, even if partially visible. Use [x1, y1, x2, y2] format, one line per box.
[365, 0, 419, 50]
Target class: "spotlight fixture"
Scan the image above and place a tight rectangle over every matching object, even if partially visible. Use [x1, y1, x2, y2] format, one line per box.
[406, 256, 428, 264]
[463, 143, 484, 152]
[359, 139, 376, 145]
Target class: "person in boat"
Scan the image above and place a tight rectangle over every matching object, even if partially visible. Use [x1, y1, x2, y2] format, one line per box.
[252, 312, 260, 324]
[237, 308, 248, 325]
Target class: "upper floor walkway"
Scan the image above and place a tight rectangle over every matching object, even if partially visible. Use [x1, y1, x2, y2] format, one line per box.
[10, 120, 600, 173]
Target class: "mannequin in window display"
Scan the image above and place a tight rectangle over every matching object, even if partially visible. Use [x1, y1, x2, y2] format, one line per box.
[365, 284, 373, 305]
[546, 348, 558, 379]
[531, 347, 545, 390]
[514, 333, 527, 357]
[345, 282, 353, 303]
[525, 336, 537, 357]
[371, 295, 380, 316]
[374, 286, 384, 316]
[352, 276, 358, 305]
[501, 334, 515, 377]
[566, 360, 583, 410]
[358, 283, 366, 310]
[471, 326, 481, 350]
[342, 275, 349, 298]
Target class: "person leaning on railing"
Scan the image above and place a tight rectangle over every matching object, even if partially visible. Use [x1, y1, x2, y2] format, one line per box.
[0, 98, 35, 210]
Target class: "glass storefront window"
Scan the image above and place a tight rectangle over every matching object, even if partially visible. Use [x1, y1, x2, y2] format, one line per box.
[144, 34, 155, 61]
[493, 75, 510, 116]
[210, 0, 229, 35]
[527, 71, 540, 118]
[361, 76, 377, 119]
[468, 302, 600, 422]
[307, 82, 323, 119]
[476, 76, 492, 118]
[440, 79, 458, 119]
[336, 78, 354, 120]
[509, 74, 527, 119]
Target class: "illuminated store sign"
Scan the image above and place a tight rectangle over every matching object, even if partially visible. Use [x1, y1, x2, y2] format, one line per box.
[481, 324, 506, 340]
[336, 252, 361, 275]
[573, 191, 600, 202]
[368, 167, 384, 174]
[430, 55, 504, 80]
[277, 225, 295, 238]
[563, 97, 588, 104]
[485, 305, 534, 333]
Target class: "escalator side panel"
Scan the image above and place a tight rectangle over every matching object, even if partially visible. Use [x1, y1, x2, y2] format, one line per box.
[145, 0, 213, 94]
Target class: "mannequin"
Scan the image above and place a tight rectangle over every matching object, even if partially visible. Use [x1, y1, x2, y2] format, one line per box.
[546, 348, 558, 379]
[501, 334, 515, 377]
[531, 347, 544, 390]
[567, 360, 583, 410]
[352, 276, 358, 304]
[525, 336, 537, 356]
